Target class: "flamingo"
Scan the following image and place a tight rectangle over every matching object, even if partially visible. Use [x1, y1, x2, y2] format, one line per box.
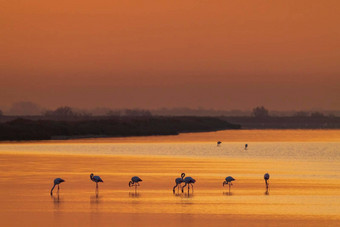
[223, 176, 235, 192]
[90, 173, 103, 189]
[50, 178, 65, 195]
[182, 176, 196, 193]
[173, 173, 185, 193]
[264, 173, 270, 189]
[129, 176, 142, 191]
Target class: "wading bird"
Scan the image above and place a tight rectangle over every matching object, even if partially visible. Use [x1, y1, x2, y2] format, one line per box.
[223, 176, 235, 192]
[264, 173, 270, 189]
[182, 175, 196, 193]
[50, 178, 65, 195]
[129, 176, 142, 191]
[90, 173, 103, 189]
[217, 141, 222, 146]
[173, 173, 185, 193]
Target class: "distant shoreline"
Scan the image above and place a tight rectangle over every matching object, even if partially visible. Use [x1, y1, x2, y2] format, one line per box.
[0, 116, 240, 141]
[0, 115, 339, 142]
[221, 116, 340, 129]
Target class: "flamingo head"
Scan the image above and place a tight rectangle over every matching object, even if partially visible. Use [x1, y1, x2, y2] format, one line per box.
[181, 173, 185, 179]
[90, 173, 94, 179]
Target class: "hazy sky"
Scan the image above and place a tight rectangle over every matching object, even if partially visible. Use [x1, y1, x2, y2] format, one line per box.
[1, 0, 339, 111]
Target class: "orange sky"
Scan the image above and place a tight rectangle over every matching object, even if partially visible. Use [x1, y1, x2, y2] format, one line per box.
[0, 0, 339, 110]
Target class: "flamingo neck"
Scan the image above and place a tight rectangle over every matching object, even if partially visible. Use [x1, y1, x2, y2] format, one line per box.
[50, 184, 56, 195]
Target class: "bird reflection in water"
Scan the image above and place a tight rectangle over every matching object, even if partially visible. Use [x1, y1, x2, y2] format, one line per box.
[51, 194, 62, 210]
[265, 189, 270, 195]
[183, 192, 194, 198]
[173, 190, 182, 197]
[223, 191, 233, 196]
[51, 193, 61, 203]
[95, 187, 99, 198]
[129, 192, 140, 198]
[173, 191, 194, 198]
[90, 192, 102, 204]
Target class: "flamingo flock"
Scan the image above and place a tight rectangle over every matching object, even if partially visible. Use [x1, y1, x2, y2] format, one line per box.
[51, 173, 270, 195]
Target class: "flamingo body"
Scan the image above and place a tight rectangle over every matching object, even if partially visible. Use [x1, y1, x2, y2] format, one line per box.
[131, 176, 142, 183]
[90, 173, 103, 189]
[223, 176, 235, 186]
[173, 173, 185, 192]
[264, 173, 270, 189]
[264, 173, 270, 181]
[182, 176, 196, 193]
[129, 176, 142, 189]
[175, 177, 184, 185]
[91, 175, 103, 183]
[50, 178, 65, 195]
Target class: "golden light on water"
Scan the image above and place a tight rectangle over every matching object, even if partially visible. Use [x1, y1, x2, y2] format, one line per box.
[0, 130, 339, 226]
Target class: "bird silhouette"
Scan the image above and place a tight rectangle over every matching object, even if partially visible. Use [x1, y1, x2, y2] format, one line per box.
[182, 176, 196, 193]
[217, 141, 222, 146]
[50, 178, 65, 195]
[129, 176, 142, 191]
[173, 173, 185, 193]
[264, 173, 270, 189]
[245, 144, 248, 150]
[90, 173, 103, 189]
[223, 176, 235, 192]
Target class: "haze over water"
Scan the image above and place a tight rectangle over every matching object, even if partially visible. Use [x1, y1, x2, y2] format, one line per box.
[0, 130, 339, 226]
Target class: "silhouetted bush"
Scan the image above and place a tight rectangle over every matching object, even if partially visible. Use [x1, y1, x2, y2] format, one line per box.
[124, 109, 152, 117]
[310, 112, 324, 118]
[294, 111, 309, 117]
[252, 106, 269, 118]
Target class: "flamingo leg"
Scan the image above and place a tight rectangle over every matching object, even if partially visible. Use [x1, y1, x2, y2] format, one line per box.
[182, 183, 187, 193]
[173, 183, 179, 193]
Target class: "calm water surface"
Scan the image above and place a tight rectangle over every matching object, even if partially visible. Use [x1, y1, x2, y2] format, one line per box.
[1, 130, 339, 161]
[0, 130, 339, 226]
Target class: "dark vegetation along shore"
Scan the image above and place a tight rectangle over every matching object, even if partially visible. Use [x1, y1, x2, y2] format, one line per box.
[0, 116, 240, 141]
[221, 116, 340, 129]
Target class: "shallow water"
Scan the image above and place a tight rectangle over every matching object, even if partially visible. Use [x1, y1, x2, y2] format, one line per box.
[0, 130, 339, 226]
